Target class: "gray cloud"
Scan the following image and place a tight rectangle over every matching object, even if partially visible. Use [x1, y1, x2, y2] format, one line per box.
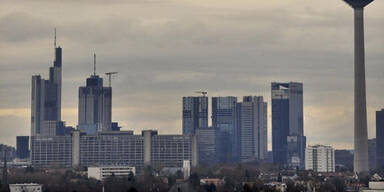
[0, 12, 53, 42]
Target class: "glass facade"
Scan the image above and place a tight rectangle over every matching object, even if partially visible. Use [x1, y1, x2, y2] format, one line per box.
[182, 96, 208, 134]
[272, 82, 306, 167]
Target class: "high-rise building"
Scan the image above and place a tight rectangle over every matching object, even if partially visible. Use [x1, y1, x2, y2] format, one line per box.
[212, 96, 238, 162]
[196, 127, 217, 165]
[78, 58, 112, 134]
[237, 96, 267, 162]
[16, 136, 30, 159]
[305, 145, 335, 173]
[272, 82, 306, 167]
[182, 96, 208, 134]
[368, 138, 376, 170]
[377, 109, 384, 169]
[31, 38, 62, 136]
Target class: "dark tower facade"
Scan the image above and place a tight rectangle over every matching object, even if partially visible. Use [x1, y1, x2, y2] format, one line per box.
[212, 96, 238, 162]
[272, 82, 306, 167]
[16, 136, 30, 159]
[182, 96, 208, 135]
[78, 56, 112, 134]
[376, 109, 384, 169]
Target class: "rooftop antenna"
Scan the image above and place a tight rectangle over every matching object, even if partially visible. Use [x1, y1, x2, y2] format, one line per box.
[93, 53, 96, 76]
[195, 91, 208, 97]
[54, 28, 57, 48]
[105, 72, 118, 87]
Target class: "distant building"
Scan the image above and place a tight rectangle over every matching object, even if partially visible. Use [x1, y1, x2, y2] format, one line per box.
[272, 82, 306, 167]
[31, 130, 197, 169]
[78, 73, 112, 134]
[16, 136, 29, 159]
[150, 133, 197, 168]
[237, 96, 267, 162]
[368, 138, 376, 170]
[88, 166, 135, 181]
[212, 96, 238, 162]
[31, 135, 73, 167]
[305, 145, 335, 172]
[377, 109, 384, 169]
[183, 160, 191, 180]
[335, 150, 354, 170]
[196, 127, 217, 165]
[9, 183, 42, 192]
[182, 96, 208, 135]
[361, 181, 384, 192]
[265, 151, 273, 163]
[111, 122, 121, 131]
[200, 178, 225, 188]
[31, 44, 62, 136]
[0, 144, 16, 162]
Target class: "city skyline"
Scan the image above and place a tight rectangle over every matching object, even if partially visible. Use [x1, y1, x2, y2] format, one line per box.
[1, 0, 384, 150]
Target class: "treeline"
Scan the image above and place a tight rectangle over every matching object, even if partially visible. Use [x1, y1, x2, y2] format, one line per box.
[1, 164, 355, 192]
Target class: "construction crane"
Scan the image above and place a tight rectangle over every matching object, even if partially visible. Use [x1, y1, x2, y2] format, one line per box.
[105, 72, 118, 87]
[195, 91, 208, 97]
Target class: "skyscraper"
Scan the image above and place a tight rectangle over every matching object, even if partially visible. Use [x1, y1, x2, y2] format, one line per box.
[196, 127, 217, 165]
[182, 96, 208, 135]
[377, 109, 384, 169]
[31, 32, 62, 136]
[78, 55, 112, 134]
[212, 96, 238, 162]
[272, 82, 306, 167]
[237, 96, 267, 162]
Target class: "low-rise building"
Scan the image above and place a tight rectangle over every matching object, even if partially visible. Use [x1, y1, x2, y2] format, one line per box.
[9, 183, 42, 192]
[88, 166, 135, 181]
[361, 181, 384, 192]
[200, 178, 224, 187]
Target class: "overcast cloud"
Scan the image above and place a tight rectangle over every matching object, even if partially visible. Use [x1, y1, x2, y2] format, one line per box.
[0, 0, 383, 149]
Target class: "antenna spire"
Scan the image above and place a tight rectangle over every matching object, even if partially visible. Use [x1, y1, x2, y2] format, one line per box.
[54, 28, 57, 48]
[94, 53, 96, 76]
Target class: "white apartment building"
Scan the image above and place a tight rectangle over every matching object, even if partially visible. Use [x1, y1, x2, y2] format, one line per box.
[305, 145, 335, 172]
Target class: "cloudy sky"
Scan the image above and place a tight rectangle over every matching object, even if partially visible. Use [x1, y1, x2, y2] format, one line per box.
[0, 0, 383, 149]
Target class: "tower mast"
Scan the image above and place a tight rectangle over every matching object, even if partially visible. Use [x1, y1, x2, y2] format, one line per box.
[94, 53, 96, 76]
[342, 0, 374, 173]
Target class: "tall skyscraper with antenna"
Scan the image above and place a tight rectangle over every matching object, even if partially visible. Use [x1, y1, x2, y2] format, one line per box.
[78, 54, 112, 134]
[31, 29, 62, 136]
[342, 0, 374, 173]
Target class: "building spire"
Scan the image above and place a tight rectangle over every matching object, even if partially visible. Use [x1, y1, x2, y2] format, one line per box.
[94, 53, 96, 76]
[54, 28, 57, 48]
